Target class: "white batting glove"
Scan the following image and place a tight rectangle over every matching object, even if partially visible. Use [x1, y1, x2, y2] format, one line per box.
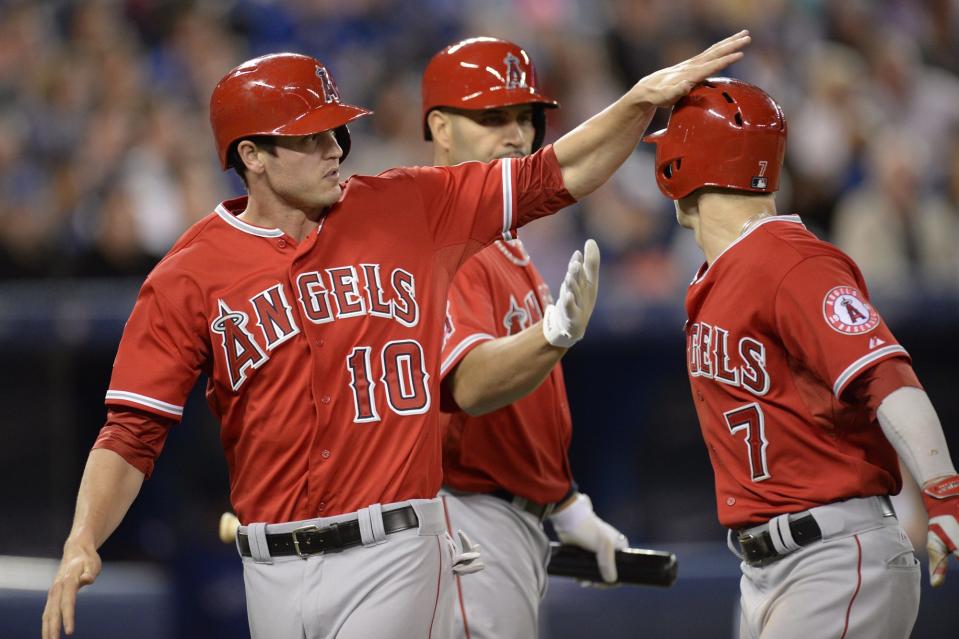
[550, 493, 628, 583]
[543, 239, 600, 348]
[451, 529, 485, 576]
[922, 475, 959, 587]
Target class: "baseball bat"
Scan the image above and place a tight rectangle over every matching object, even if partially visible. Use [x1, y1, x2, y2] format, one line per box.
[218, 512, 677, 588]
[547, 542, 678, 587]
[219, 511, 241, 544]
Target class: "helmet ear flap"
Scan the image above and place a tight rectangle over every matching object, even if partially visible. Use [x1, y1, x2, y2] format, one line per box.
[662, 158, 682, 180]
[531, 105, 547, 151]
[334, 125, 351, 161]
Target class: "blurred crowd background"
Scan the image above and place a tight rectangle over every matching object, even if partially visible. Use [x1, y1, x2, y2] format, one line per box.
[2, 0, 959, 637]
[4, 0, 959, 311]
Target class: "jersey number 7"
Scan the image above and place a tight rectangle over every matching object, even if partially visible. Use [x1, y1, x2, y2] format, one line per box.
[723, 403, 771, 482]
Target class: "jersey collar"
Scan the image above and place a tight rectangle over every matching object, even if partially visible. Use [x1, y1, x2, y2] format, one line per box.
[691, 214, 804, 285]
[495, 238, 531, 266]
[215, 198, 285, 238]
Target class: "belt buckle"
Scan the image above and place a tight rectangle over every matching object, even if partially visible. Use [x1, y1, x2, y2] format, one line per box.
[291, 524, 319, 558]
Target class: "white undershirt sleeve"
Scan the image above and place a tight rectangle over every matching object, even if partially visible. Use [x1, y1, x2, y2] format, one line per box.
[877, 387, 957, 486]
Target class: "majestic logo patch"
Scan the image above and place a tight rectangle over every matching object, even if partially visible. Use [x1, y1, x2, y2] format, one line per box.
[823, 286, 880, 334]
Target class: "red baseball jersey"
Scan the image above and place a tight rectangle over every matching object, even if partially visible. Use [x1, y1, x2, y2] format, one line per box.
[439, 239, 573, 504]
[98, 146, 575, 524]
[684, 215, 907, 529]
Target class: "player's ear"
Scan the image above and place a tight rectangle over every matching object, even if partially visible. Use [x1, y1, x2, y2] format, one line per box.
[236, 139, 266, 176]
[428, 110, 453, 153]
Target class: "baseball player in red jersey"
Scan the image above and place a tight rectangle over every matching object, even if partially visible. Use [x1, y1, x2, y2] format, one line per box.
[422, 38, 628, 638]
[643, 77, 959, 639]
[42, 33, 752, 639]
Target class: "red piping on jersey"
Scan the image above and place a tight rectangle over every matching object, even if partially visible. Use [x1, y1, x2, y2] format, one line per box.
[442, 496, 473, 639]
[428, 535, 443, 638]
[839, 535, 863, 639]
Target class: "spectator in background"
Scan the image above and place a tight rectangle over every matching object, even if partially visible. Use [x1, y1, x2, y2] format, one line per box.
[832, 129, 957, 303]
[787, 43, 876, 235]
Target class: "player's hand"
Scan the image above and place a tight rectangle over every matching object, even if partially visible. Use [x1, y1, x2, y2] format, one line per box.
[42, 540, 102, 638]
[922, 474, 959, 587]
[631, 30, 751, 108]
[550, 493, 628, 583]
[451, 529, 484, 576]
[543, 239, 600, 348]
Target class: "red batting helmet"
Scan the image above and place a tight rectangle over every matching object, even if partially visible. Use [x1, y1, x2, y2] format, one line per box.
[422, 37, 558, 150]
[642, 78, 787, 200]
[210, 53, 372, 169]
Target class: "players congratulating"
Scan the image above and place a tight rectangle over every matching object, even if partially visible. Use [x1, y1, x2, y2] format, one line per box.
[42, 32, 751, 639]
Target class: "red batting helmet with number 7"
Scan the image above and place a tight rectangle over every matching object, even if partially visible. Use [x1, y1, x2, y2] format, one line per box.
[642, 77, 787, 200]
[210, 53, 372, 169]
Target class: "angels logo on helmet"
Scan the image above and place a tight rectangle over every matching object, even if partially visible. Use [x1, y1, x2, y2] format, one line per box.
[504, 52, 526, 89]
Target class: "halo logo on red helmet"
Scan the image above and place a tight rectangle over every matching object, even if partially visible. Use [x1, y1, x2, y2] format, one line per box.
[421, 37, 559, 151]
[642, 77, 787, 200]
[209, 53, 372, 169]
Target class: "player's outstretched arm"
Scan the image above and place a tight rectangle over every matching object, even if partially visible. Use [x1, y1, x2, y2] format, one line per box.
[42, 449, 144, 639]
[447, 240, 600, 416]
[876, 387, 959, 587]
[553, 30, 750, 200]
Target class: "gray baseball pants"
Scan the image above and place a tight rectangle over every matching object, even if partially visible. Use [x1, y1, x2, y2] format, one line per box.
[735, 495, 920, 639]
[440, 490, 551, 639]
[238, 498, 455, 639]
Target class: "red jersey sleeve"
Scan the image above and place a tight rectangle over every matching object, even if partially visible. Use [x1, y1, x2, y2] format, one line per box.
[92, 407, 176, 479]
[774, 255, 909, 398]
[394, 144, 575, 254]
[845, 357, 924, 418]
[439, 258, 498, 380]
[105, 278, 208, 420]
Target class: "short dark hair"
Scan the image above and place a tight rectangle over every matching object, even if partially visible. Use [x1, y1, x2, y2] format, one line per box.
[226, 136, 278, 186]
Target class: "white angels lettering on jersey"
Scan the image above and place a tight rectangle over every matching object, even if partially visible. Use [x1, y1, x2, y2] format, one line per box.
[687, 321, 771, 396]
[212, 263, 420, 391]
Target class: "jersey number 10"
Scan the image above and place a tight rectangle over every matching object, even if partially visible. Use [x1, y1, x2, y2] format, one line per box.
[346, 340, 431, 422]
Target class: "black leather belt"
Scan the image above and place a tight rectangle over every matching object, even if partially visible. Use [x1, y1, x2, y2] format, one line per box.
[490, 490, 558, 521]
[237, 506, 419, 559]
[737, 513, 822, 567]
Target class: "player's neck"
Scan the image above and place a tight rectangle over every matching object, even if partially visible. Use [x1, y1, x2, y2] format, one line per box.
[240, 196, 323, 242]
[432, 147, 455, 167]
[696, 191, 777, 264]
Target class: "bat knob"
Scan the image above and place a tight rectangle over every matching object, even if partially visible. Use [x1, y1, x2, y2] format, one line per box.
[219, 512, 241, 544]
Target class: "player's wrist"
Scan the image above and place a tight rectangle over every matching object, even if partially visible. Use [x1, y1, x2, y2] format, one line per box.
[63, 535, 97, 556]
[922, 474, 959, 492]
[922, 474, 959, 501]
[550, 492, 593, 532]
[542, 304, 578, 348]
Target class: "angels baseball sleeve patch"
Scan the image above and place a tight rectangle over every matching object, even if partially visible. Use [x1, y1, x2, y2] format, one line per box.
[822, 286, 881, 335]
